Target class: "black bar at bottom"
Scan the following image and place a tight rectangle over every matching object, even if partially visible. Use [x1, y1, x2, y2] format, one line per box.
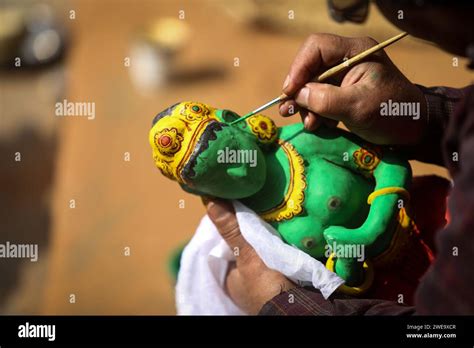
[0, 315, 473, 346]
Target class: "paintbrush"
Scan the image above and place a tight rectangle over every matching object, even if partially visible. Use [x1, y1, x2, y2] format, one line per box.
[230, 32, 408, 125]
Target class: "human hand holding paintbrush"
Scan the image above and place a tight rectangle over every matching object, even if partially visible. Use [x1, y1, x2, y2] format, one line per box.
[279, 33, 427, 146]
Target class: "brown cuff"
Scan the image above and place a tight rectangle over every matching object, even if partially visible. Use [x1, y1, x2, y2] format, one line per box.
[259, 287, 415, 316]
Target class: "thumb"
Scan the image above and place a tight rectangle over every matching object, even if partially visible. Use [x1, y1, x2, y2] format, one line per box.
[294, 83, 358, 122]
[206, 198, 253, 258]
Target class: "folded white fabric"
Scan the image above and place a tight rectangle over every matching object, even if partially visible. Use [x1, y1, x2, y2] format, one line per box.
[175, 200, 345, 315]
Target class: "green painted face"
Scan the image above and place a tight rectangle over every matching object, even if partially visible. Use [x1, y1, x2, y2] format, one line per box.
[186, 125, 267, 199]
[149, 101, 271, 199]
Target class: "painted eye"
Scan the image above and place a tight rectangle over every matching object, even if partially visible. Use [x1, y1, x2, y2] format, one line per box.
[363, 154, 373, 164]
[191, 105, 202, 113]
[221, 110, 239, 123]
[301, 237, 316, 249]
[328, 196, 342, 210]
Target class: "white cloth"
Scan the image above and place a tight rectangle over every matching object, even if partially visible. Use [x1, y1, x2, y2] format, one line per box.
[176, 200, 344, 315]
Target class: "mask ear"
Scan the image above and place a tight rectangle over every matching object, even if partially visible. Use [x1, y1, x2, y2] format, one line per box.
[218, 110, 240, 123]
[243, 114, 278, 145]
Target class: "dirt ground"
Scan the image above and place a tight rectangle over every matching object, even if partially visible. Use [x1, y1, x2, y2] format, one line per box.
[4, 0, 473, 314]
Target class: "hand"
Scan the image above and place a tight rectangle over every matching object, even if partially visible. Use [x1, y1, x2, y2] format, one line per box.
[205, 198, 295, 314]
[279, 33, 427, 145]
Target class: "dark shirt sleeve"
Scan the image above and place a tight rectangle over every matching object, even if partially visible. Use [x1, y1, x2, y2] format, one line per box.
[398, 85, 468, 166]
[415, 86, 474, 314]
[259, 287, 415, 316]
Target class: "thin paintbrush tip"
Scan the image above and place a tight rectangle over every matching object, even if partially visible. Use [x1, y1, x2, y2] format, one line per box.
[230, 94, 288, 125]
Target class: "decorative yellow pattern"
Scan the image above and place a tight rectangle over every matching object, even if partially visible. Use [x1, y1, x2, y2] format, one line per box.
[149, 102, 219, 184]
[353, 146, 381, 176]
[180, 102, 210, 121]
[246, 114, 278, 144]
[154, 127, 184, 156]
[259, 139, 307, 222]
[367, 187, 410, 205]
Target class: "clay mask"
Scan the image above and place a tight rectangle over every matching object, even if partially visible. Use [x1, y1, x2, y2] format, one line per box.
[149, 101, 276, 198]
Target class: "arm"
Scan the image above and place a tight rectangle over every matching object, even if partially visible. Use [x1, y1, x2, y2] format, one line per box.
[325, 151, 411, 249]
[279, 33, 471, 168]
[415, 86, 474, 314]
[397, 85, 469, 166]
[323, 150, 411, 285]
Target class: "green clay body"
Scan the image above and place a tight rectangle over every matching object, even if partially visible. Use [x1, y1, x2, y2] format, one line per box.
[150, 102, 411, 286]
[242, 124, 410, 284]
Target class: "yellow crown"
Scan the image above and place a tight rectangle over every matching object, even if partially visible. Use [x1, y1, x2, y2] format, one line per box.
[150, 101, 278, 184]
[149, 101, 221, 184]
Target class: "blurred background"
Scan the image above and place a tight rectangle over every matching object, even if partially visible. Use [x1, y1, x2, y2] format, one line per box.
[0, 0, 472, 314]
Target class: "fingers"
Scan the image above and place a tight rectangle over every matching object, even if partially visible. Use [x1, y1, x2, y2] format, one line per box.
[279, 100, 299, 117]
[294, 82, 358, 122]
[300, 112, 339, 131]
[322, 118, 339, 129]
[206, 198, 253, 259]
[282, 33, 352, 96]
[280, 34, 372, 127]
[299, 109, 319, 130]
